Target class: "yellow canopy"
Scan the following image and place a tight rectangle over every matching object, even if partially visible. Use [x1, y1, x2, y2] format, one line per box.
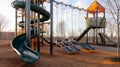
[87, 0, 105, 13]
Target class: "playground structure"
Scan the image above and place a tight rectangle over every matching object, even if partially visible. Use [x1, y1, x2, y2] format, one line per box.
[53, 0, 110, 45]
[10, 0, 119, 64]
[76, 0, 106, 44]
[11, 0, 51, 63]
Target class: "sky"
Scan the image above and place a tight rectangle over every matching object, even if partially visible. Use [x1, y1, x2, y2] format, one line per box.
[0, 0, 104, 32]
[0, 0, 15, 32]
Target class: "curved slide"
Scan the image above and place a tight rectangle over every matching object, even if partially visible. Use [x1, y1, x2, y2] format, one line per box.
[11, 1, 50, 63]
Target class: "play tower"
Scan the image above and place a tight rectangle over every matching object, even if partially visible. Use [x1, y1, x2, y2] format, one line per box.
[11, 0, 54, 63]
[86, 0, 106, 44]
[76, 0, 106, 44]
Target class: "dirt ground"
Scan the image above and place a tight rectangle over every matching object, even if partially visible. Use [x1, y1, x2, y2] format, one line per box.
[0, 40, 120, 67]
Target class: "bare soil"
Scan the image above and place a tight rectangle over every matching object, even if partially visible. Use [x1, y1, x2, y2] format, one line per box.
[0, 40, 120, 67]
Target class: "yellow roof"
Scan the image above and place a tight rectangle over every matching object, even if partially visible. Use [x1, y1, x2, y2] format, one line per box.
[87, 0, 105, 13]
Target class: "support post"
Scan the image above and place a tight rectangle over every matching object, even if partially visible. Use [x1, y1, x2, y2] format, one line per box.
[37, 0, 40, 52]
[26, 0, 31, 47]
[50, 0, 53, 55]
[15, 9, 17, 37]
[33, 0, 37, 50]
[93, 13, 95, 44]
[86, 12, 88, 43]
[42, 3, 44, 46]
[103, 12, 106, 45]
[95, 8, 98, 44]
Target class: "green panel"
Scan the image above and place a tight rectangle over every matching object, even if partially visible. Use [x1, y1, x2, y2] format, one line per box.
[85, 17, 105, 28]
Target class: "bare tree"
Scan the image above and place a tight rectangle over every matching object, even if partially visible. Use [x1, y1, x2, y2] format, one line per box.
[56, 21, 65, 38]
[0, 14, 9, 32]
[45, 24, 50, 37]
[0, 14, 9, 39]
[102, 0, 120, 56]
[102, 0, 120, 34]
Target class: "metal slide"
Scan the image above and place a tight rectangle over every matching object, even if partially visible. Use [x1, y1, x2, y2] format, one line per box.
[76, 26, 92, 42]
[76, 26, 94, 50]
[79, 43, 94, 50]
[64, 41, 80, 52]
[61, 45, 79, 53]
[99, 33, 117, 44]
[11, 1, 50, 63]
[56, 40, 79, 53]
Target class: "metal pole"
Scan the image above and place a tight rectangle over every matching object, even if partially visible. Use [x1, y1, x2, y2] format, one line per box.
[95, 8, 98, 44]
[41, 3, 44, 46]
[15, 9, 17, 37]
[26, 0, 31, 47]
[93, 13, 95, 44]
[37, 0, 40, 52]
[15, 0, 18, 37]
[50, 0, 53, 55]
[117, 9, 120, 57]
[22, 9, 24, 34]
[103, 12, 106, 45]
[86, 12, 88, 43]
[34, 0, 37, 50]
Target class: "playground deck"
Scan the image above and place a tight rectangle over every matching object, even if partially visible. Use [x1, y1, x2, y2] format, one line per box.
[0, 40, 120, 67]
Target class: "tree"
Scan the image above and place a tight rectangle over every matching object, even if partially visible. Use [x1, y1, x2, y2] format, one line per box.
[56, 21, 65, 38]
[102, 0, 120, 56]
[0, 14, 9, 39]
[102, 0, 120, 34]
[0, 14, 9, 32]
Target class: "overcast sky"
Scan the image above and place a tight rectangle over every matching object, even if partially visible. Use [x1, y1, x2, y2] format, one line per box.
[0, 0, 104, 32]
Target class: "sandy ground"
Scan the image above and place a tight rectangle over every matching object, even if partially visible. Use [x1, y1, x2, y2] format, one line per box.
[0, 40, 120, 67]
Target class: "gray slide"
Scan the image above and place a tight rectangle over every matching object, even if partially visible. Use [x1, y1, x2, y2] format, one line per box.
[56, 40, 79, 53]
[79, 43, 94, 50]
[64, 41, 80, 52]
[99, 33, 117, 44]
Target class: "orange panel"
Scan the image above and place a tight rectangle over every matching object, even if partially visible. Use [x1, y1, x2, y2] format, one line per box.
[31, 0, 46, 3]
[87, 0, 105, 13]
[41, 0, 46, 3]
[41, 23, 46, 32]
